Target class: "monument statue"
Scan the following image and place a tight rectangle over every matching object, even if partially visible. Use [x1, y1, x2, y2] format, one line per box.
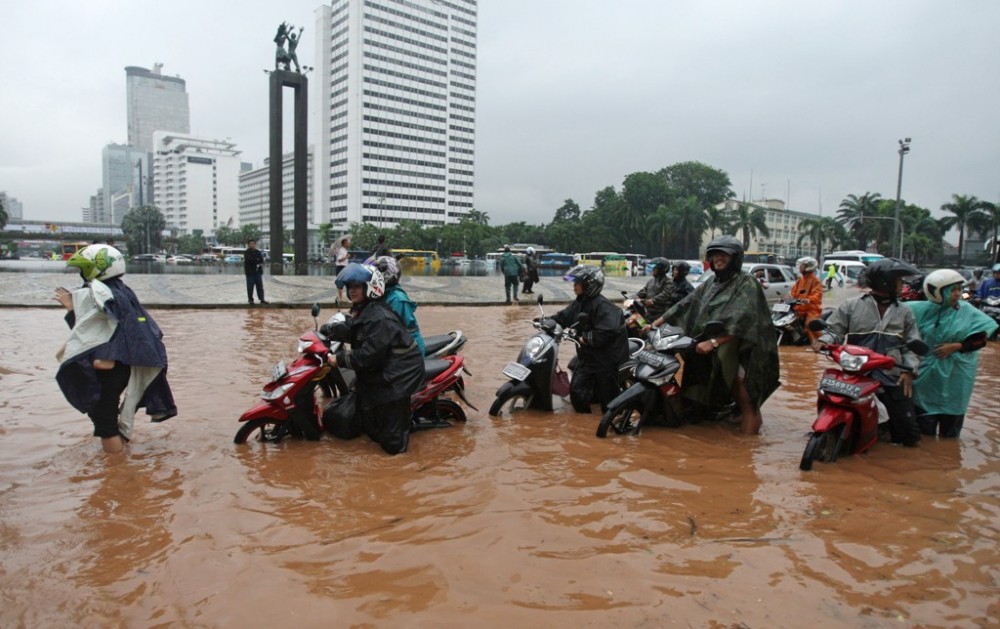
[274, 22, 304, 73]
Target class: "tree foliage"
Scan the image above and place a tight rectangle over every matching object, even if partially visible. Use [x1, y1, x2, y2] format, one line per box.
[121, 205, 166, 255]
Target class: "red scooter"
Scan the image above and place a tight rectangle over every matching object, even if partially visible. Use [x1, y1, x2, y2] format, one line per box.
[799, 321, 927, 471]
[235, 304, 474, 444]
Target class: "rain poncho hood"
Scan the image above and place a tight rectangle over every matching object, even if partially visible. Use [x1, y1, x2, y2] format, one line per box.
[907, 297, 998, 415]
[662, 270, 780, 407]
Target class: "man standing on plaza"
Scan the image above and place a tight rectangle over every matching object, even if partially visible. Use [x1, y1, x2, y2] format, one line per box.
[243, 239, 267, 305]
[500, 246, 524, 304]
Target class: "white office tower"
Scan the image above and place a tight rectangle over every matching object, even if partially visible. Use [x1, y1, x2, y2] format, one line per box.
[126, 64, 191, 154]
[239, 150, 315, 253]
[152, 132, 242, 235]
[313, 0, 477, 229]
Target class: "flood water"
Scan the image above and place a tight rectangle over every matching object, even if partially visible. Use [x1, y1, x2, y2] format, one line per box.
[2, 305, 999, 626]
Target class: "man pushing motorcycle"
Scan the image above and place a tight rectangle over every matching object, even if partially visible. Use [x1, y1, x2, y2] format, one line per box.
[811, 258, 923, 447]
[790, 256, 824, 343]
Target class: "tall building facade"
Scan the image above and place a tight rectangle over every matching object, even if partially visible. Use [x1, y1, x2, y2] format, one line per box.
[239, 149, 318, 254]
[152, 132, 243, 235]
[0, 191, 23, 220]
[126, 64, 191, 154]
[313, 0, 477, 230]
[100, 144, 147, 224]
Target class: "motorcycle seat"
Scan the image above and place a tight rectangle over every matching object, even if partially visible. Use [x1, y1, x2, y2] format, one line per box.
[424, 358, 453, 379]
[424, 332, 465, 355]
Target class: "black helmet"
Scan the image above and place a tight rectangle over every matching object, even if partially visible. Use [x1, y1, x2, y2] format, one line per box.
[564, 264, 605, 297]
[863, 258, 920, 296]
[673, 260, 691, 278]
[705, 235, 744, 281]
[649, 257, 670, 274]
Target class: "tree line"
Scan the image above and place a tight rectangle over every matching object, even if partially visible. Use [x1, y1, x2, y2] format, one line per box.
[114, 160, 999, 266]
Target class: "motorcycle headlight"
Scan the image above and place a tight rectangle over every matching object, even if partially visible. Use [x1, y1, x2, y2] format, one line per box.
[297, 339, 313, 353]
[838, 351, 869, 373]
[521, 336, 546, 365]
[654, 334, 681, 351]
[261, 382, 294, 401]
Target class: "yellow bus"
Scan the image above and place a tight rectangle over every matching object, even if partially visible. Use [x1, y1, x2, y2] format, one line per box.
[393, 249, 441, 272]
[576, 252, 631, 275]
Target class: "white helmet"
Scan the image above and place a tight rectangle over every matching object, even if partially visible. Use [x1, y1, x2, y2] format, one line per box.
[526, 247, 535, 255]
[922, 269, 966, 304]
[796, 256, 818, 273]
[66, 244, 126, 282]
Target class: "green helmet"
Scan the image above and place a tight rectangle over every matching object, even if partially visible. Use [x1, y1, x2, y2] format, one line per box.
[67, 244, 126, 282]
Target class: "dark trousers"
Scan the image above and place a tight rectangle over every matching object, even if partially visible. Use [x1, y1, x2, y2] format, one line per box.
[245, 271, 264, 302]
[570, 368, 620, 414]
[522, 278, 535, 293]
[877, 385, 921, 446]
[89, 362, 131, 438]
[504, 275, 520, 302]
[916, 409, 965, 438]
[362, 397, 411, 455]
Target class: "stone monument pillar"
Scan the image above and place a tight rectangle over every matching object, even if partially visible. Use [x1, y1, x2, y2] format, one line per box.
[268, 70, 308, 276]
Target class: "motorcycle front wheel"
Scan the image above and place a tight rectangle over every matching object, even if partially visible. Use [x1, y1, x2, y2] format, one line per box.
[489, 385, 534, 418]
[596, 402, 641, 438]
[799, 425, 844, 471]
[234, 418, 288, 444]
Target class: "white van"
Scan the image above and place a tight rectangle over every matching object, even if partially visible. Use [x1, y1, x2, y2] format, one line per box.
[822, 250, 884, 266]
[829, 260, 867, 287]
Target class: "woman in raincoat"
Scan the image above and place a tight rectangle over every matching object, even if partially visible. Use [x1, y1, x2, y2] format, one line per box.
[907, 269, 998, 437]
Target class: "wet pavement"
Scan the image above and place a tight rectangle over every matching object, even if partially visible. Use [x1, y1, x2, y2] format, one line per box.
[2, 275, 997, 626]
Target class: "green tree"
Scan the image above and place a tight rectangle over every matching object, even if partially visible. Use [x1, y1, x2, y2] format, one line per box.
[669, 195, 709, 259]
[318, 222, 333, 248]
[797, 216, 844, 260]
[0, 199, 7, 231]
[939, 194, 989, 266]
[837, 192, 881, 250]
[647, 203, 675, 257]
[730, 202, 771, 250]
[978, 201, 1000, 265]
[658, 161, 733, 208]
[121, 205, 166, 255]
[552, 199, 581, 224]
[466, 209, 490, 226]
[704, 205, 731, 240]
[237, 224, 263, 246]
[176, 232, 206, 255]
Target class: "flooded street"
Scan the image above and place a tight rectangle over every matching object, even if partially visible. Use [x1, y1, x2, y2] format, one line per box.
[2, 305, 999, 627]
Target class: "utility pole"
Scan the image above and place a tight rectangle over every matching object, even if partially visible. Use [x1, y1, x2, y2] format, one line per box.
[894, 138, 911, 259]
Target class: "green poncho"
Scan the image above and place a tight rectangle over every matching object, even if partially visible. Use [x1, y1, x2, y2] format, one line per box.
[907, 298, 998, 415]
[662, 271, 780, 408]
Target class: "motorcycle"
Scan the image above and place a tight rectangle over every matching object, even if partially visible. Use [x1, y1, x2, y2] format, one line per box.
[488, 295, 642, 417]
[596, 321, 729, 438]
[799, 320, 928, 471]
[235, 303, 474, 444]
[977, 295, 1000, 339]
[897, 275, 926, 302]
[621, 290, 649, 338]
[771, 298, 809, 345]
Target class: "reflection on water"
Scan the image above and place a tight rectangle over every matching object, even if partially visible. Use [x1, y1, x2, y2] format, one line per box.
[1, 307, 998, 626]
[0, 259, 636, 278]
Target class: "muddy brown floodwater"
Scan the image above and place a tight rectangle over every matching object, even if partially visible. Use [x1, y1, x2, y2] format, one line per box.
[2, 305, 999, 627]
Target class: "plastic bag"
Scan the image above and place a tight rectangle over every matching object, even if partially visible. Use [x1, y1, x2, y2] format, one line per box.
[552, 366, 571, 397]
[322, 391, 360, 439]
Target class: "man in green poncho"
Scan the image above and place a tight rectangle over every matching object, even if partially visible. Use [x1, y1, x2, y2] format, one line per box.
[650, 236, 780, 435]
[907, 269, 998, 438]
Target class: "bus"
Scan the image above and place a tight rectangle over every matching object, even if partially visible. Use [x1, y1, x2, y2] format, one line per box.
[61, 241, 90, 260]
[393, 249, 441, 272]
[744, 251, 784, 264]
[822, 250, 885, 266]
[539, 252, 576, 271]
[576, 252, 632, 275]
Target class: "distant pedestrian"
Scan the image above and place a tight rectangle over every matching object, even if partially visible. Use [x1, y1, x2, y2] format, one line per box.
[243, 239, 267, 304]
[500, 246, 524, 304]
[370, 234, 392, 259]
[330, 234, 352, 300]
[825, 263, 837, 290]
[522, 247, 539, 294]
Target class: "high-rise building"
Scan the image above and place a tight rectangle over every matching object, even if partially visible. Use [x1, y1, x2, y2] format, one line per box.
[239, 149, 317, 254]
[126, 64, 191, 154]
[313, 0, 477, 230]
[0, 191, 23, 220]
[152, 132, 243, 235]
[100, 144, 147, 224]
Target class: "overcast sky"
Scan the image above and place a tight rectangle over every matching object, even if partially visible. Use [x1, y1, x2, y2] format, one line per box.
[2, 0, 999, 228]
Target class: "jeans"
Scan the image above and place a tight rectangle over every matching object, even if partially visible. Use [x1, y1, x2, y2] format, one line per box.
[245, 271, 264, 302]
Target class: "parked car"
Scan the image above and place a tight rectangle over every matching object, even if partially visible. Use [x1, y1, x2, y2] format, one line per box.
[223, 255, 243, 264]
[132, 253, 166, 262]
[693, 262, 798, 303]
[166, 254, 194, 264]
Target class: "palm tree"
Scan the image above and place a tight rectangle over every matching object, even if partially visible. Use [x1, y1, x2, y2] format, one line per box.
[647, 203, 675, 257]
[979, 201, 1000, 264]
[465, 209, 490, 226]
[669, 196, 709, 259]
[730, 202, 770, 250]
[940, 194, 989, 265]
[797, 216, 843, 260]
[704, 205, 731, 239]
[837, 192, 881, 250]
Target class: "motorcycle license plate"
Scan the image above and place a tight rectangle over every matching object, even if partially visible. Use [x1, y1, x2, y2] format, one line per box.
[772, 303, 791, 313]
[637, 350, 671, 369]
[270, 361, 287, 382]
[819, 376, 862, 398]
[502, 361, 532, 381]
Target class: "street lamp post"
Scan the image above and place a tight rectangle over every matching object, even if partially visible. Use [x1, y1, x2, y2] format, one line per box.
[894, 137, 911, 259]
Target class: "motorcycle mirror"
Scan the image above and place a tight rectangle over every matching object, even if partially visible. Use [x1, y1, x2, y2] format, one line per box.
[808, 319, 827, 332]
[620, 290, 629, 299]
[702, 320, 724, 337]
[311, 303, 321, 318]
[536, 294, 544, 306]
[907, 339, 930, 356]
